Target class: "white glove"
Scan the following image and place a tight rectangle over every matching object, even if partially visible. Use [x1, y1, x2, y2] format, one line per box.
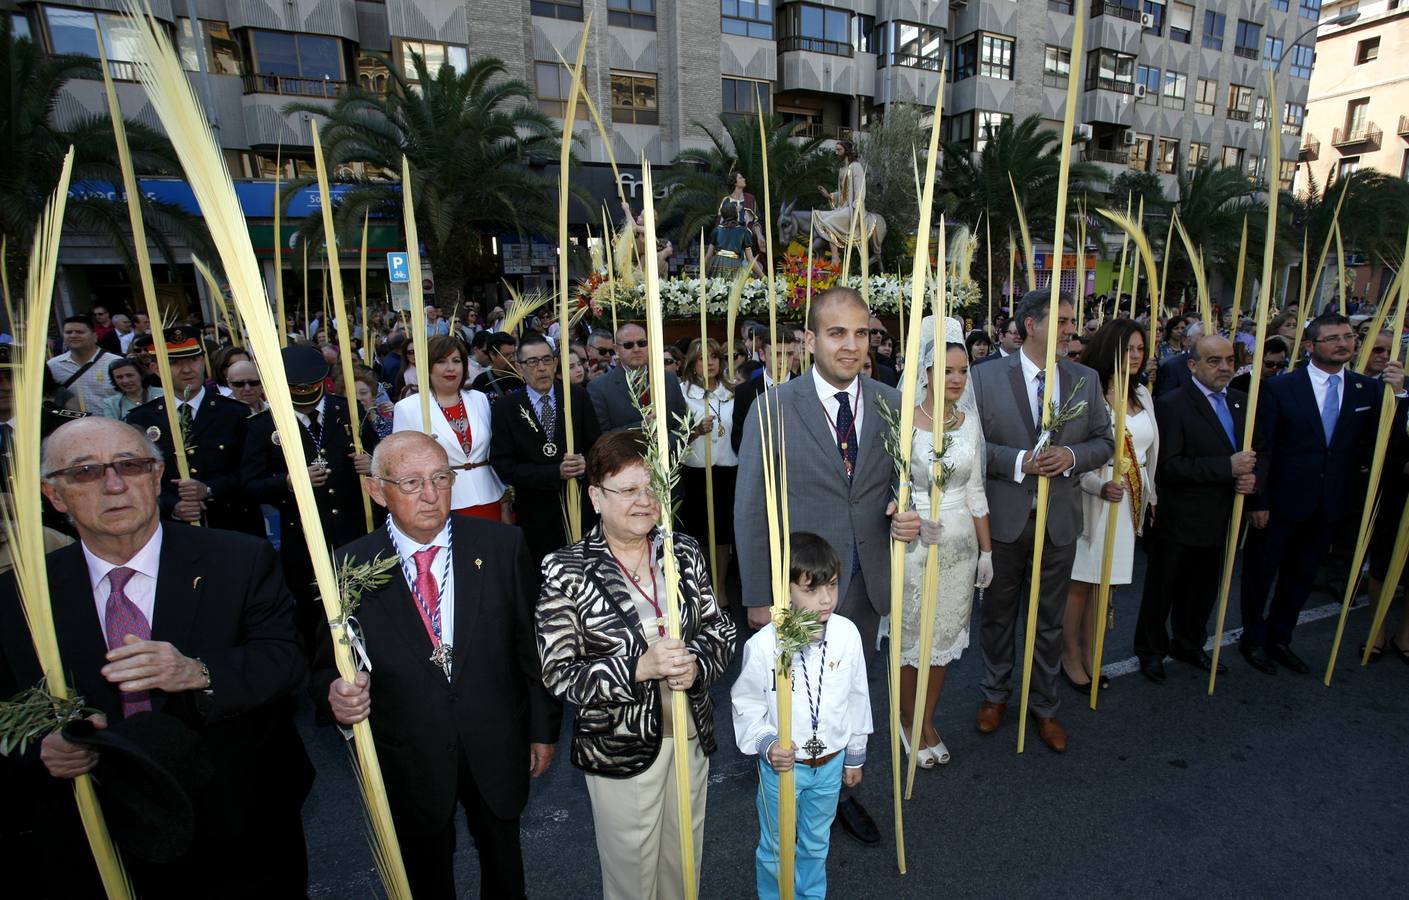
[974, 551, 994, 589]
[918, 517, 943, 546]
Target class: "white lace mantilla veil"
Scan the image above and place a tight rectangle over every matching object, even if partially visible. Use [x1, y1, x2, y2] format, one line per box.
[913, 314, 978, 415]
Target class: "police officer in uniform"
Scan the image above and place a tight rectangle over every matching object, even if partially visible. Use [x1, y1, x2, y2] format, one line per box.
[126, 328, 263, 535]
[241, 345, 375, 648]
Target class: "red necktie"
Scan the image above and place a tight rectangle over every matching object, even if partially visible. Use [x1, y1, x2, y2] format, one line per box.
[103, 567, 152, 717]
[410, 546, 441, 644]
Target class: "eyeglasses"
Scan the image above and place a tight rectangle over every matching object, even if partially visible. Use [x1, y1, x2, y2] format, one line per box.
[519, 355, 556, 368]
[596, 483, 660, 503]
[228, 379, 261, 388]
[619, 341, 647, 351]
[1311, 333, 1356, 344]
[375, 469, 456, 495]
[1263, 358, 1289, 369]
[664, 357, 679, 366]
[595, 347, 616, 356]
[869, 328, 888, 336]
[45, 457, 158, 484]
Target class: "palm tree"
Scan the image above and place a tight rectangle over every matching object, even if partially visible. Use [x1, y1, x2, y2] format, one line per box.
[1162, 163, 1267, 307]
[0, 20, 199, 297]
[657, 113, 835, 254]
[940, 115, 1108, 297]
[285, 53, 564, 308]
[1290, 168, 1409, 279]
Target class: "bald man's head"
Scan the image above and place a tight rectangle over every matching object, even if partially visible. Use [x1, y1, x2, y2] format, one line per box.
[370, 430, 448, 479]
[1188, 334, 1236, 393]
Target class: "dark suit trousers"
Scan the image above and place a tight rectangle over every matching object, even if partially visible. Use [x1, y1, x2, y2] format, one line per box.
[401, 752, 527, 900]
[1134, 531, 1222, 661]
[1239, 510, 1334, 649]
[981, 517, 1076, 717]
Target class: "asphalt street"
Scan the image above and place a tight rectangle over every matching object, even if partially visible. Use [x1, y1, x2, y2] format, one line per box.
[301, 552, 1409, 899]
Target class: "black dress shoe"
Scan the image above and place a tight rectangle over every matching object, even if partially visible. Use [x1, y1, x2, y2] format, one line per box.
[1267, 643, 1310, 674]
[1240, 643, 1277, 674]
[835, 796, 881, 845]
[1170, 648, 1228, 674]
[1139, 656, 1167, 684]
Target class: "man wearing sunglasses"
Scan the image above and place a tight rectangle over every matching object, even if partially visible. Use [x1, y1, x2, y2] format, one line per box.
[1229, 338, 1289, 395]
[2, 416, 313, 894]
[315, 430, 561, 898]
[586, 322, 689, 435]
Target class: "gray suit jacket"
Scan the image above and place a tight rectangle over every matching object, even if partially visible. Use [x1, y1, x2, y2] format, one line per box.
[969, 352, 1114, 545]
[587, 365, 690, 435]
[735, 371, 900, 612]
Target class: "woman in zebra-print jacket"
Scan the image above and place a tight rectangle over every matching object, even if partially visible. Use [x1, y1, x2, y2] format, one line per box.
[535, 431, 736, 900]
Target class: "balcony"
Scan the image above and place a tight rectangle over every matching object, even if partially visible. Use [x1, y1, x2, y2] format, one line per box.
[879, 53, 944, 71]
[1332, 123, 1382, 148]
[1049, 0, 1075, 13]
[788, 121, 851, 140]
[777, 36, 853, 58]
[1398, 115, 1409, 137]
[1233, 46, 1260, 61]
[242, 74, 351, 99]
[1043, 72, 1070, 89]
[1085, 147, 1129, 164]
[1085, 76, 1134, 94]
[1299, 134, 1320, 160]
[1227, 108, 1251, 122]
[1091, 2, 1142, 24]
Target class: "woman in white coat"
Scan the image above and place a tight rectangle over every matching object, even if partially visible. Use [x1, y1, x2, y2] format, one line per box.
[1064, 320, 1159, 691]
[392, 334, 510, 522]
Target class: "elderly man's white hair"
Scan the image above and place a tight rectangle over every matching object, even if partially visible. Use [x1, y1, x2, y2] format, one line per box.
[368, 430, 447, 479]
[40, 417, 164, 480]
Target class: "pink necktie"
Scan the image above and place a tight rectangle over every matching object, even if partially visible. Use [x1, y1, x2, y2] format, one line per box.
[411, 546, 442, 644]
[104, 566, 152, 717]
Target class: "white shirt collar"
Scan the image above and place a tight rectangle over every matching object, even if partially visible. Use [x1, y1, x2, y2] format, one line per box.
[1018, 349, 1047, 384]
[1192, 376, 1225, 399]
[526, 382, 554, 408]
[1306, 363, 1344, 387]
[387, 516, 451, 553]
[811, 366, 859, 405]
[83, 524, 163, 593]
[174, 384, 206, 410]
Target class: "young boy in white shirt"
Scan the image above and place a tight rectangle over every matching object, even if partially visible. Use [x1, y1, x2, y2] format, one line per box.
[731, 532, 873, 900]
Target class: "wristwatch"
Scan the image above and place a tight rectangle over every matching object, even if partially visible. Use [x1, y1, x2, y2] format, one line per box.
[193, 657, 213, 696]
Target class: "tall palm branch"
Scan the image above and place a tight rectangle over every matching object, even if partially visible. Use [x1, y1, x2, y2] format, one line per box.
[1290, 168, 1409, 273]
[284, 54, 567, 307]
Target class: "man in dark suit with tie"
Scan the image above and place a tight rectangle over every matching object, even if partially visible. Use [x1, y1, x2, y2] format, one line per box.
[317, 430, 562, 899]
[973, 317, 1023, 367]
[489, 332, 601, 562]
[126, 328, 263, 535]
[730, 323, 805, 455]
[1240, 313, 1399, 674]
[1134, 335, 1260, 682]
[586, 322, 689, 434]
[242, 345, 376, 647]
[1, 417, 312, 896]
[1153, 320, 1201, 398]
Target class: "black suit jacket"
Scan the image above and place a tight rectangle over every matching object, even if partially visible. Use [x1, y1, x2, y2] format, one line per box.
[1249, 366, 1397, 522]
[471, 368, 525, 404]
[0, 525, 313, 876]
[1154, 352, 1194, 398]
[730, 372, 766, 455]
[586, 365, 689, 435]
[126, 392, 263, 535]
[489, 383, 600, 561]
[1151, 384, 1257, 548]
[311, 517, 562, 830]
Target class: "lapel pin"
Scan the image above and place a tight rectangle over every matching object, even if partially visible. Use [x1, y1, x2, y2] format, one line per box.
[475, 558, 483, 570]
[193, 576, 203, 589]
[146, 425, 161, 441]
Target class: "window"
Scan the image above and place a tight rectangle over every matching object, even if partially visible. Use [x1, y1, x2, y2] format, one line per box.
[1169, 2, 1194, 43]
[532, 0, 584, 21]
[10, 12, 30, 41]
[880, 21, 943, 70]
[1136, 65, 1160, 102]
[1289, 44, 1313, 78]
[1253, 97, 1269, 130]
[1156, 138, 1179, 174]
[980, 34, 1015, 80]
[976, 111, 1011, 152]
[1300, 0, 1322, 20]
[1226, 83, 1254, 121]
[1246, 153, 1261, 180]
[1203, 11, 1225, 50]
[42, 7, 143, 78]
[1143, 2, 1166, 36]
[722, 0, 773, 40]
[954, 35, 977, 79]
[357, 54, 391, 95]
[1093, 0, 1141, 20]
[1129, 134, 1153, 172]
[1336, 156, 1360, 180]
[1263, 36, 1284, 70]
[1356, 37, 1380, 64]
[851, 15, 875, 54]
[398, 40, 467, 82]
[1272, 0, 1290, 9]
[608, 0, 655, 31]
[177, 19, 242, 77]
[246, 30, 346, 94]
[1086, 49, 1136, 93]
[1044, 45, 1071, 87]
[722, 77, 770, 115]
[1283, 101, 1306, 135]
[779, 4, 851, 56]
[1194, 77, 1218, 115]
[1279, 159, 1297, 192]
[944, 111, 974, 149]
[610, 71, 658, 125]
[1221, 145, 1244, 169]
[1344, 97, 1369, 136]
[1234, 20, 1262, 59]
[536, 62, 586, 119]
[1162, 70, 1187, 109]
[1188, 141, 1210, 169]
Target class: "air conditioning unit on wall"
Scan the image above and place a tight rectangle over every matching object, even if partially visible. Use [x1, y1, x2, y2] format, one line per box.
[1074, 123, 1094, 142]
[1133, 84, 1148, 99]
[1141, 13, 1155, 28]
[1121, 129, 1137, 145]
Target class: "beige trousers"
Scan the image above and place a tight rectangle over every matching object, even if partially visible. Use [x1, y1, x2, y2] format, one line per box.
[584, 736, 709, 900]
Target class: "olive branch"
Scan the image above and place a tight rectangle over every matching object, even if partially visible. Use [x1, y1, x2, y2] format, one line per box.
[328, 551, 400, 644]
[625, 367, 695, 523]
[0, 683, 96, 756]
[1033, 375, 1090, 455]
[773, 606, 824, 677]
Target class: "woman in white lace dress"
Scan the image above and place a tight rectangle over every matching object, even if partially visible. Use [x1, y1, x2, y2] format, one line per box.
[899, 318, 993, 767]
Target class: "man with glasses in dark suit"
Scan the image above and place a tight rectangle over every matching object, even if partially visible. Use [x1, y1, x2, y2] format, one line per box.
[586, 322, 688, 434]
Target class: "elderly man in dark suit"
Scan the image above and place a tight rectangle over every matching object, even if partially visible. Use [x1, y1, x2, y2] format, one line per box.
[318, 430, 562, 899]
[1134, 335, 1260, 682]
[968, 290, 1112, 753]
[1240, 313, 1404, 674]
[1153, 319, 1202, 398]
[0, 417, 312, 897]
[736, 287, 920, 845]
[587, 322, 688, 434]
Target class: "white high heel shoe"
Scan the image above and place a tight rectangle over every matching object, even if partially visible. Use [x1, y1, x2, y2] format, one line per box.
[899, 727, 937, 769]
[921, 739, 951, 767]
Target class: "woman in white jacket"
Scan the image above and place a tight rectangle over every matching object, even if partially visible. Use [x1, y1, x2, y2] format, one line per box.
[392, 334, 510, 521]
[1064, 320, 1159, 691]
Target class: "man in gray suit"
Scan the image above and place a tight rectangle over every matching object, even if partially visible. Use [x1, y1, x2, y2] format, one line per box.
[586, 322, 689, 434]
[736, 287, 920, 846]
[969, 290, 1112, 753]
